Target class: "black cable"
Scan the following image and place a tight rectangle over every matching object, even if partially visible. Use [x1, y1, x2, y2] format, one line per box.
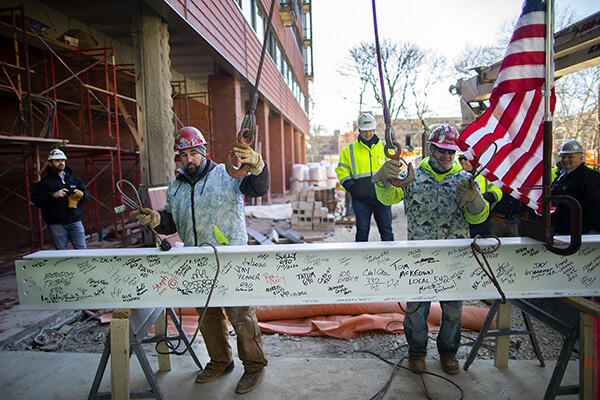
[154, 242, 220, 356]
[358, 350, 465, 400]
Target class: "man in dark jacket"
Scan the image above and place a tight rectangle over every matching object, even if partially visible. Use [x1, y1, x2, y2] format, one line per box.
[335, 113, 394, 242]
[32, 149, 89, 249]
[551, 140, 600, 234]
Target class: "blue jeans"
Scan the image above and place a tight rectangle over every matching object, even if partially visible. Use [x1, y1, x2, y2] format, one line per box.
[352, 198, 394, 242]
[404, 301, 463, 357]
[48, 221, 87, 250]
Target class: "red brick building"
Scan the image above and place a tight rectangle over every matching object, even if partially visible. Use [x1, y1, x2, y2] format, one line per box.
[0, 0, 312, 252]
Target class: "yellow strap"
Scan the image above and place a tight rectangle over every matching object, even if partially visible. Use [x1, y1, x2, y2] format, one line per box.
[213, 225, 229, 246]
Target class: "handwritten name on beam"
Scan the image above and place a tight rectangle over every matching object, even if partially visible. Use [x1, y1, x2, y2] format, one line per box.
[15, 236, 600, 310]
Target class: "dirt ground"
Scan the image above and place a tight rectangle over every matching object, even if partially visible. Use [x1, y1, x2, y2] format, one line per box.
[3, 201, 571, 367]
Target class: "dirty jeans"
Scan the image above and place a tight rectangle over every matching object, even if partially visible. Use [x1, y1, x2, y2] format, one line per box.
[351, 197, 393, 242]
[404, 301, 463, 357]
[48, 221, 87, 250]
[196, 306, 268, 372]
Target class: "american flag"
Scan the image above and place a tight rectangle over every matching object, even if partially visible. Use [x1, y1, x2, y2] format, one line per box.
[457, 0, 555, 211]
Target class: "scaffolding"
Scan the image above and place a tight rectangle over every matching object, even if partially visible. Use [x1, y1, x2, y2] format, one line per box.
[0, 5, 139, 253]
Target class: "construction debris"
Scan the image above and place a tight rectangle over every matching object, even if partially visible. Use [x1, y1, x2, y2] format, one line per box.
[290, 187, 336, 232]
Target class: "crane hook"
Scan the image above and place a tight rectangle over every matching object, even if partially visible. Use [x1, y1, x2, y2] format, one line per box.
[384, 140, 415, 188]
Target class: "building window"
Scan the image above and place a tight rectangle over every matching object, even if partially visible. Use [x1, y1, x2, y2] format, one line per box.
[241, 0, 254, 28]
[255, 6, 265, 43]
[234, 0, 308, 115]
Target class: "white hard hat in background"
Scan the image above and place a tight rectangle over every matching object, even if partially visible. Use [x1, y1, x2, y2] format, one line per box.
[558, 140, 584, 155]
[357, 113, 377, 131]
[48, 149, 67, 160]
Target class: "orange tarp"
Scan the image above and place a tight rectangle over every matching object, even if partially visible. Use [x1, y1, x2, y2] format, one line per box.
[127, 302, 495, 340]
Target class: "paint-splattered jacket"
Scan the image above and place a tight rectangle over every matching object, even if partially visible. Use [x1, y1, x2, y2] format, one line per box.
[375, 158, 489, 240]
[156, 159, 269, 246]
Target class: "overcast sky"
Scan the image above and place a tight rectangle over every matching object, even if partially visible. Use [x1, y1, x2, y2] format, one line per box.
[309, 0, 599, 134]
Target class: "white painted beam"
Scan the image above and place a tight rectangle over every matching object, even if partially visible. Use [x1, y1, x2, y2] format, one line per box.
[15, 236, 600, 310]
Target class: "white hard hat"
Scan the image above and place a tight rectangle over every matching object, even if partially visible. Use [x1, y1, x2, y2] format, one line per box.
[357, 113, 377, 131]
[558, 140, 584, 155]
[48, 149, 67, 160]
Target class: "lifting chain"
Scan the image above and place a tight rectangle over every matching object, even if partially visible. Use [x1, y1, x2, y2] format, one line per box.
[371, 0, 414, 187]
[226, 0, 276, 178]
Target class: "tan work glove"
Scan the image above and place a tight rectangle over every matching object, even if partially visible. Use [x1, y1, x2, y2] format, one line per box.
[130, 207, 160, 229]
[232, 143, 264, 175]
[68, 189, 84, 208]
[456, 178, 485, 214]
[372, 160, 402, 189]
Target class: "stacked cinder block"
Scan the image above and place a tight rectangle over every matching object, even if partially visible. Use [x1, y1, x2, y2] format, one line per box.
[291, 188, 336, 231]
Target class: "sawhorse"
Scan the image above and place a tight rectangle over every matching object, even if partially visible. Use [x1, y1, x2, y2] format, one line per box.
[464, 299, 546, 370]
[465, 298, 599, 400]
[88, 308, 202, 399]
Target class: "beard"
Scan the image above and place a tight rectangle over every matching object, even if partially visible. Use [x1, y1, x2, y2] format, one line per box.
[51, 164, 65, 173]
[428, 154, 453, 174]
[185, 164, 199, 176]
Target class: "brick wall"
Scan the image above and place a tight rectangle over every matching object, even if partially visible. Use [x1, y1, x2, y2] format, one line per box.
[208, 74, 241, 164]
[269, 114, 285, 194]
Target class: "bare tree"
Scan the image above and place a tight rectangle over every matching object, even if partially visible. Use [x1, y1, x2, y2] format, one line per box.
[554, 67, 600, 151]
[408, 51, 448, 122]
[341, 39, 425, 121]
[452, 5, 598, 155]
[453, 5, 579, 78]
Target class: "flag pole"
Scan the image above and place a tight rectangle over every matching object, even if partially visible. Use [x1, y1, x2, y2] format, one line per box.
[542, 0, 554, 230]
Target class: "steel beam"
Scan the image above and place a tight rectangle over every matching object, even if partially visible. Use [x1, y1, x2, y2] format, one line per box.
[15, 236, 600, 310]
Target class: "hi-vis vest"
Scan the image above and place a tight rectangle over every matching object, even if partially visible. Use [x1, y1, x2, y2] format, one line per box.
[336, 139, 386, 187]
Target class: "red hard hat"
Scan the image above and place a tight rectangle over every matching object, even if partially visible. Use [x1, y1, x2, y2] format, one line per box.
[174, 126, 207, 151]
[427, 125, 460, 151]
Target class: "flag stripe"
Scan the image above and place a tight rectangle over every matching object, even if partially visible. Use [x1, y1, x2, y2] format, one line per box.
[511, 22, 545, 42]
[500, 51, 546, 69]
[458, 0, 554, 211]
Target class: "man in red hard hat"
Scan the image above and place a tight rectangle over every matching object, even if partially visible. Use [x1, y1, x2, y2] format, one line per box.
[132, 126, 269, 394]
[374, 124, 489, 375]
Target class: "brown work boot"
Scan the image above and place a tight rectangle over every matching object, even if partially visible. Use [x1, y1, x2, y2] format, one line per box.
[441, 356, 459, 375]
[235, 368, 265, 394]
[408, 356, 426, 373]
[195, 361, 234, 383]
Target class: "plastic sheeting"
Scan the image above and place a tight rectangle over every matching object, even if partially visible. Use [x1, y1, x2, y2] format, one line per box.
[130, 302, 495, 340]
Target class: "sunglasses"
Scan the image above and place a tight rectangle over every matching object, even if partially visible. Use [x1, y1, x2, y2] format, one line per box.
[458, 156, 467, 161]
[433, 146, 456, 155]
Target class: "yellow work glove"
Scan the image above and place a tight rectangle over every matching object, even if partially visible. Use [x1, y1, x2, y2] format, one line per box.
[456, 178, 485, 214]
[232, 143, 264, 175]
[68, 189, 84, 208]
[130, 207, 160, 229]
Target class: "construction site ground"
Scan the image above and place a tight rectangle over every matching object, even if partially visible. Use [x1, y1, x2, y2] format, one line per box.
[0, 201, 580, 399]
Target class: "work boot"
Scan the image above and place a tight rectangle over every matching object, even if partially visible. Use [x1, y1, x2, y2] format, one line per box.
[235, 368, 265, 394]
[195, 361, 234, 383]
[441, 356, 459, 375]
[408, 356, 426, 373]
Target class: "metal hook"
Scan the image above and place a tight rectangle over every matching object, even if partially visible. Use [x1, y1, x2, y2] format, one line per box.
[543, 195, 582, 255]
[384, 140, 415, 188]
[225, 128, 254, 178]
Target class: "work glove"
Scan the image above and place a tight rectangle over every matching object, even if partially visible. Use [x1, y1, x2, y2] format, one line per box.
[232, 143, 264, 175]
[372, 160, 402, 189]
[456, 178, 485, 215]
[68, 189, 84, 208]
[130, 207, 160, 229]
